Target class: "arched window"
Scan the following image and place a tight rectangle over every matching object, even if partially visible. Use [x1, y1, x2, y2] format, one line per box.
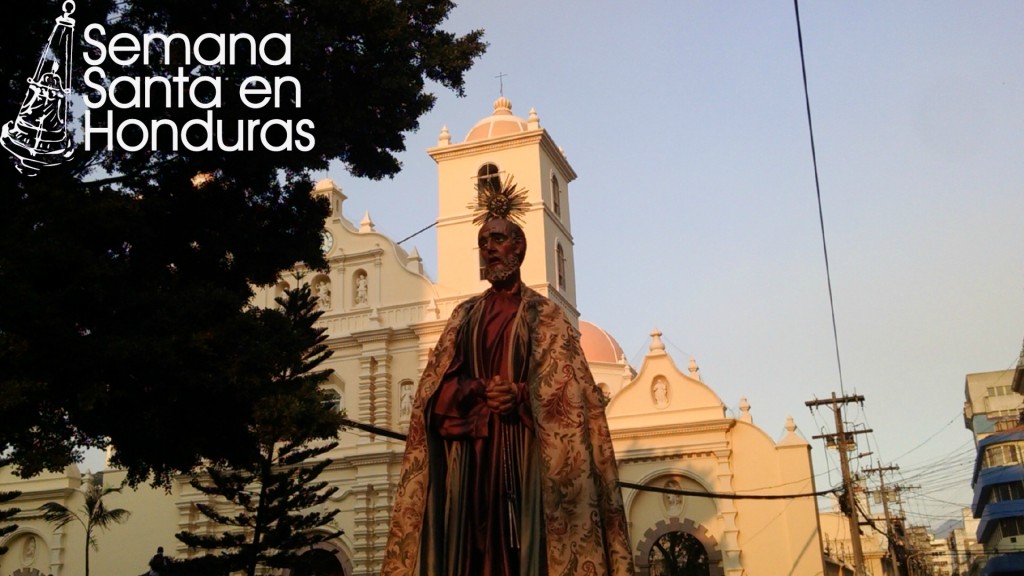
[293, 548, 346, 576]
[273, 280, 289, 308]
[551, 174, 561, 217]
[322, 388, 343, 414]
[477, 163, 500, 194]
[556, 243, 566, 291]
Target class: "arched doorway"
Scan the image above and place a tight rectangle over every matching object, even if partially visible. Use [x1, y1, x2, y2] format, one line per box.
[649, 530, 710, 576]
[635, 519, 723, 576]
[291, 548, 345, 576]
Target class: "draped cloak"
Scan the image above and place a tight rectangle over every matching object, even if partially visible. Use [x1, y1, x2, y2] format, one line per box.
[381, 284, 634, 576]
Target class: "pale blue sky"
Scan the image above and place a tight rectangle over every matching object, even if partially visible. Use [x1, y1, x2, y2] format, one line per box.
[312, 1, 1024, 530]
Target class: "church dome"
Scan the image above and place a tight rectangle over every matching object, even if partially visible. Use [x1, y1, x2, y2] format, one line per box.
[579, 320, 626, 364]
[464, 97, 529, 142]
[315, 177, 337, 191]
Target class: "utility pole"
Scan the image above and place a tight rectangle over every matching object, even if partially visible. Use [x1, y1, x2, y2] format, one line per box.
[807, 392, 871, 576]
[889, 484, 920, 576]
[865, 464, 900, 576]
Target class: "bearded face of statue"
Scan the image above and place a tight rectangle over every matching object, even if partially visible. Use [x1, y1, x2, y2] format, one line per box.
[478, 219, 526, 285]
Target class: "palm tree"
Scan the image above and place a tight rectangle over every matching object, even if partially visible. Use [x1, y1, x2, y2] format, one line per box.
[0, 489, 21, 555]
[41, 474, 130, 576]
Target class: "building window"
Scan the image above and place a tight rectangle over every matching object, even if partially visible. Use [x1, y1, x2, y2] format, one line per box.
[988, 385, 1013, 397]
[997, 516, 1024, 539]
[551, 174, 561, 217]
[995, 417, 1021, 432]
[984, 442, 1022, 468]
[556, 243, 566, 291]
[477, 163, 500, 194]
[991, 481, 1024, 504]
[322, 389, 343, 414]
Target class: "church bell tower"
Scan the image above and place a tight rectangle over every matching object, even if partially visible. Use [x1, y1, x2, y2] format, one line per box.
[428, 97, 580, 324]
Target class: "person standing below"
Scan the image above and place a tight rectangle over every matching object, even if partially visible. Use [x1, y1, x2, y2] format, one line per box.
[382, 177, 634, 576]
[148, 546, 168, 575]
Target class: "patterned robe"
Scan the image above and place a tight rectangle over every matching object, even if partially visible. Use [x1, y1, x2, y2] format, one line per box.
[381, 284, 635, 576]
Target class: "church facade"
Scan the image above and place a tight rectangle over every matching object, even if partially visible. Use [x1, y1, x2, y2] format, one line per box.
[1, 98, 828, 576]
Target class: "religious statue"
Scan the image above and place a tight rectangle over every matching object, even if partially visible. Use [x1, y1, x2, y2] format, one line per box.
[400, 381, 413, 418]
[663, 478, 684, 517]
[652, 379, 669, 409]
[315, 279, 331, 310]
[355, 273, 368, 305]
[21, 535, 37, 566]
[381, 175, 634, 576]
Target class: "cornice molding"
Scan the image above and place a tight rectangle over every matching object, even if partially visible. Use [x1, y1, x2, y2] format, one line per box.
[428, 129, 577, 182]
[536, 284, 580, 320]
[611, 419, 735, 441]
[351, 327, 394, 346]
[617, 449, 721, 465]
[332, 451, 403, 469]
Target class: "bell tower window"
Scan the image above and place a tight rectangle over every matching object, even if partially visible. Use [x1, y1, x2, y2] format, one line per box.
[551, 174, 561, 217]
[556, 243, 566, 290]
[477, 163, 500, 194]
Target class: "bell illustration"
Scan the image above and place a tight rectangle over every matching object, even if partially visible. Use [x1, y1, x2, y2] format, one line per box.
[2, 0, 77, 175]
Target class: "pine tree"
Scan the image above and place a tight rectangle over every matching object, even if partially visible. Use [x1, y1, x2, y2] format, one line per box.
[176, 442, 341, 575]
[174, 283, 345, 576]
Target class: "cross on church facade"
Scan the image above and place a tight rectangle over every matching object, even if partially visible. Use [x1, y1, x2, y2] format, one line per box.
[495, 72, 508, 96]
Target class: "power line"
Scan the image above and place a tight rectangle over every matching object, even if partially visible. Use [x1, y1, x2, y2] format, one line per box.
[891, 412, 963, 461]
[793, 0, 845, 395]
[339, 418, 407, 441]
[396, 220, 437, 246]
[339, 418, 839, 500]
[618, 481, 837, 501]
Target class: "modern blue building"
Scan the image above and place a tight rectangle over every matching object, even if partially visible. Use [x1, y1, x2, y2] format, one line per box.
[966, 347, 1024, 575]
[972, 428, 1024, 575]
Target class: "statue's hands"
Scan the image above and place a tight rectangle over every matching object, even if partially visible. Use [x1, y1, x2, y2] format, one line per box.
[485, 376, 518, 416]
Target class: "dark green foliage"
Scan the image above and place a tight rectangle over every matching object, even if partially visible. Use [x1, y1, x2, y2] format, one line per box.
[88, 0, 487, 181]
[175, 443, 341, 576]
[0, 0, 484, 484]
[174, 285, 343, 576]
[0, 489, 21, 555]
